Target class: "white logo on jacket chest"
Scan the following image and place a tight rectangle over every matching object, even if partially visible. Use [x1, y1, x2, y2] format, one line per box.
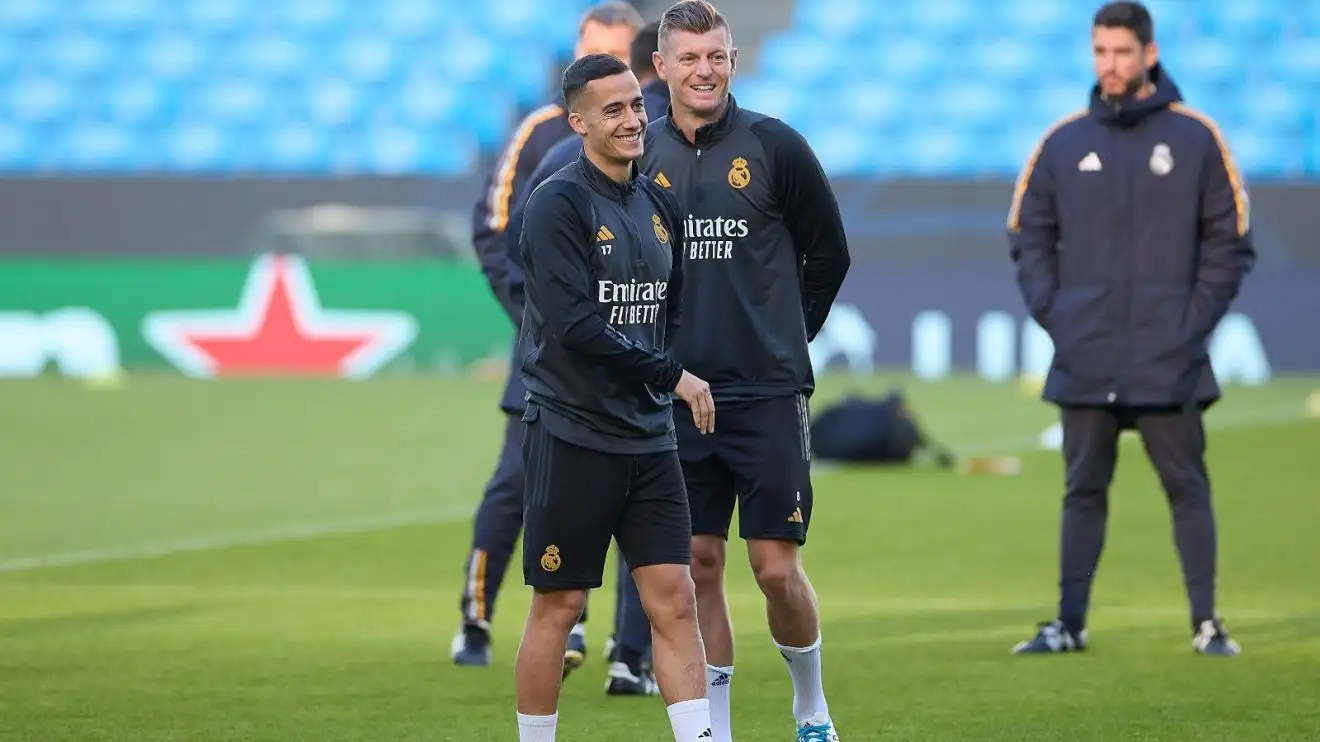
[598, 278, 667, 326]
[1078, 152, 1102, 171]
[1150, 143, 1174, 175]
[683, 214, 748, 260]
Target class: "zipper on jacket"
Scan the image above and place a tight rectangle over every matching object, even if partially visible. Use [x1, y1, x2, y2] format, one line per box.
[1117, 129, 1137, 404]
[694, 148, 704, 205]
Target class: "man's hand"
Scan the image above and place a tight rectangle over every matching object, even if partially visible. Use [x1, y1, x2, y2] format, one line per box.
[673, 370, 715, 435]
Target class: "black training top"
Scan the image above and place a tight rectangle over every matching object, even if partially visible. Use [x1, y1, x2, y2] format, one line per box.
[517, 152, 687, 455]
[640, 95, 851, 402]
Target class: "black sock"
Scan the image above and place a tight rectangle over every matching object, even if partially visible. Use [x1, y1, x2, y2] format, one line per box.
[1060, 616, 1085, 636]
[618, 646, 644, 676]
[1192, 616, 1215, 633]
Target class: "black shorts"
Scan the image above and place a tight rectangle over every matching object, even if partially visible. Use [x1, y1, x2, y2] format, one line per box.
[675, 393, 814, 544]
[521, 419, 693, 591]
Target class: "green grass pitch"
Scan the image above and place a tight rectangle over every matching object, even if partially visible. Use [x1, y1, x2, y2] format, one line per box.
[1, 372, 1318, 741]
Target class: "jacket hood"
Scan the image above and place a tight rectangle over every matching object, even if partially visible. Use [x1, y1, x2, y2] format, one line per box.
[1090, 62, 1183, 128]
[642, 78, 671, 119]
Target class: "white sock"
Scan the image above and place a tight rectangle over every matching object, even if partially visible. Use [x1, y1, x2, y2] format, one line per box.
[666, 698, 713, 741]
[705, 664, 734, 741]
[774, 635, 829, 723]
[517, 712, 557, 742]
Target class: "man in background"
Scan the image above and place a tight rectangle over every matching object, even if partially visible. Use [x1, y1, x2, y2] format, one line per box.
[1007, 1, 1254, 657]
[502, 18, 672, 698]
[454, 0, 645, 669]
[641, 2, 852, 739]
[514, 20, 671, 192]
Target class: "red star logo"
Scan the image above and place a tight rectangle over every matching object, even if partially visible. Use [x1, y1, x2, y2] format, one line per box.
[143, 254, 417, 378]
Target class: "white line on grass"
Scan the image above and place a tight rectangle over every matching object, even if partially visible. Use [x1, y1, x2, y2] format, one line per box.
[0, 506, 472, 574]
[1, 407, 1311, 574]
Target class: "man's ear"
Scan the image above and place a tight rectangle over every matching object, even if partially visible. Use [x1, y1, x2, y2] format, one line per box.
[730, 47, 738, 75]
[1144, 41, 1159, 73]
[568, 111, 589, 137]
[651, 50, 667, 81]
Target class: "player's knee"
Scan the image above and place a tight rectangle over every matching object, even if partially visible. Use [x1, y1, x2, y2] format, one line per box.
[691, 536, 726, 587]
[530, 588, 588, 630]
[638, 568, 698, 629]
[749, 540, 803, 601]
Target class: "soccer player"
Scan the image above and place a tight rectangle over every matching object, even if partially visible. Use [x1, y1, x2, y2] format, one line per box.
[454, 0, 645, 669]
[640, 2, 851, 739]
[503, 18, 674, 697]
[514, 53, 715, 742]
[1007, 1, 1255, 656]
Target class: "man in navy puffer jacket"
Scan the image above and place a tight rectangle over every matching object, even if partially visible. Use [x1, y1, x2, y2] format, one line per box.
[1007, 1, 1255, 658]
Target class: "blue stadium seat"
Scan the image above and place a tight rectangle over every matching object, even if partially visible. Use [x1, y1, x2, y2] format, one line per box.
[0, 120, 37, 170]
[1271, 42, 1320, 85]
[836, 82, 904, 129]
[755, 34, 839, 84]
[2, 75, 73, 125]
[299, 78, 362, 129]
[1197, 0, 1286, 43]
[229, 34, 318, 82]
[51, 121, 142, 171]
[136, 34, 209, 82]
[790, 0, 878, 40]
[890, 0, 981, 42]
[0, 0, 55, 36]
[93, 78, 179, 126]
[37, 30, 116, 82]
[261, 122, 335, 173]
[159, 120, 244, 171]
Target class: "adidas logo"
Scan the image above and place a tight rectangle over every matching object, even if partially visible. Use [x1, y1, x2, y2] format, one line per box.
[710, 672, 730, 686]
[1078, 152, 1102, 171]
[787, 507, 803, 523]
[697, 730, 712, 739]
[654, 171, 671, 188]
[596, 225, 616, 241]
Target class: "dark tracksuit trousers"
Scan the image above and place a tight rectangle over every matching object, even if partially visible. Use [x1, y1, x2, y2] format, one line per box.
[1058, 404, 1218, 630]
[459, 412, 652, 658]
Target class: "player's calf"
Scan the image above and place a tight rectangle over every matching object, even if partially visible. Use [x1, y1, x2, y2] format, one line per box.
[632, 563, 714, 740]
[748, 539, 820, 648]
[748, 539, 838, 738]
[516, 588, 587, 726]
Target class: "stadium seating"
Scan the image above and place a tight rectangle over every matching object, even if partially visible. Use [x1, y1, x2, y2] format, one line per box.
[744, 0, 1320, 178]
[0, 0, 1316, 177]
[0, 0, 595, 174]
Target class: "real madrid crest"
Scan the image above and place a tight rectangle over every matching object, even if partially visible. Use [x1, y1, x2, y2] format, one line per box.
[1149, 143, 1173, 176]
[727, 157, 750, 189]
[652, 214, 669, 244]
[540, 544, 561, 572]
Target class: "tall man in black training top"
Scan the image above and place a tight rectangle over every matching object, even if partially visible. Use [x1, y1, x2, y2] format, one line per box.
[513, 53, 715, 742]
[504, 18, 674, 697]
[454, 0, 644, 669]
[1008, 1, 1255, 657]
[640, 2, 851, 740]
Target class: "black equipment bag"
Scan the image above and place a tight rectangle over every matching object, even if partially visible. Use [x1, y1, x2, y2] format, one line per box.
[809, 390, 954, 467]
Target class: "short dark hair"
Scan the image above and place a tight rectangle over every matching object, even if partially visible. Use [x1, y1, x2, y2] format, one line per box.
[579, 0, 645, 35]
[562, 53, 632, 110]
[658, 0, 729, 50]
[630, 20, 662, 73]
[1093, 1, 1154, 46]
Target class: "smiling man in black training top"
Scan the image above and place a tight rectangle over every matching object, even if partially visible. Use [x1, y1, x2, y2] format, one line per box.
[512, 53, 716, 742]
[639, 2, 851, 741]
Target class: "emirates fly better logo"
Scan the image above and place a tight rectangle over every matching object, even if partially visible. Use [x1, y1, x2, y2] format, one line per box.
[142, 254, 418, 379]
